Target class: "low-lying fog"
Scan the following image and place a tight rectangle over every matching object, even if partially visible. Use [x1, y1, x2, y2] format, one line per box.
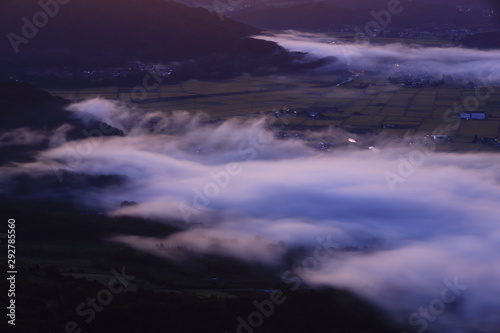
[255, 31, 500, 84]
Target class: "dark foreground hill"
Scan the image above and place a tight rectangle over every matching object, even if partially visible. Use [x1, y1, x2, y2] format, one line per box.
[0, 199, 406, 333]
[0, 0, 310, 86]
[0, 82, 123, 164]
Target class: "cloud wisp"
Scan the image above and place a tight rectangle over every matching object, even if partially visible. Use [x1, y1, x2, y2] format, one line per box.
[255, 31, 500, 83]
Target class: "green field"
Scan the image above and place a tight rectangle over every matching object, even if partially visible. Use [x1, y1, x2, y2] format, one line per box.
[46, 74, 500, 150]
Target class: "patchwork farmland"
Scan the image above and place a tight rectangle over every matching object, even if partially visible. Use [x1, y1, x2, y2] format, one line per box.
[46, 74, 500, 151]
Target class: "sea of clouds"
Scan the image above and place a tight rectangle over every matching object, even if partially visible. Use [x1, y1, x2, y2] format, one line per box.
[1, 97, 499, 332]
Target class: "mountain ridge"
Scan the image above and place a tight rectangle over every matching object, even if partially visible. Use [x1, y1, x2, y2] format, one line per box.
[0, 0, 308, 86]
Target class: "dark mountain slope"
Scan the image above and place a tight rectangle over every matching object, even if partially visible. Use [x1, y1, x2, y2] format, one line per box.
[0, 0, 306, 85]
[0, 82, 71, 130]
